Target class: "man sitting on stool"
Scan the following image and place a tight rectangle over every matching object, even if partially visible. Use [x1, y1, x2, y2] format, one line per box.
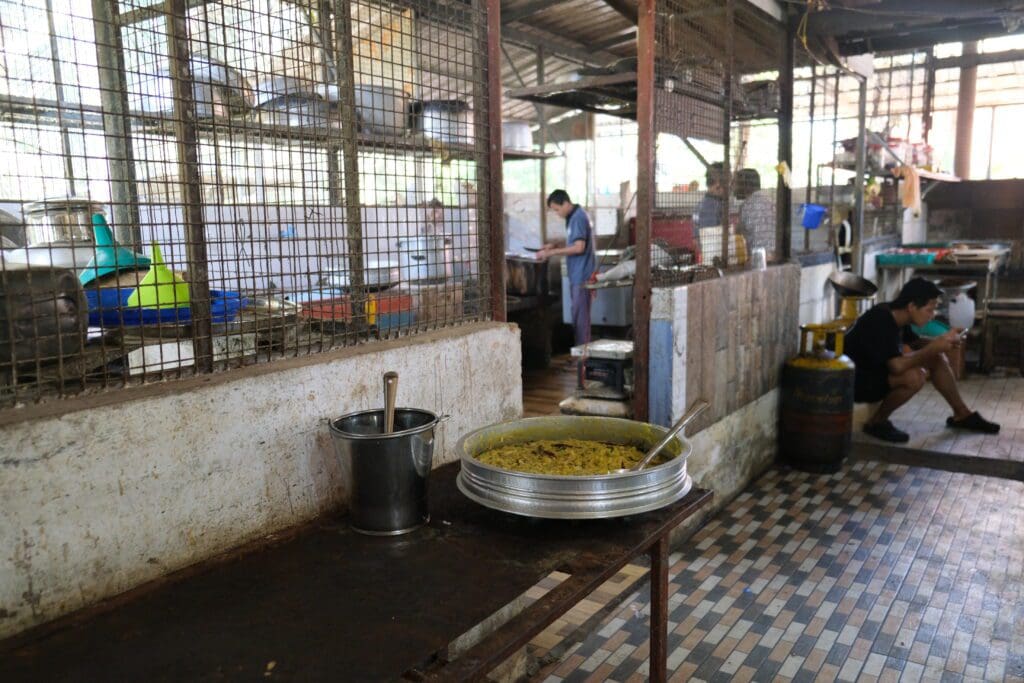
[844, 277, 1000, 443]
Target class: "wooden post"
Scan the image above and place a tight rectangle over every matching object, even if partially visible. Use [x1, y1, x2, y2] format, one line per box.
[166, 0, 214, 372]
[632, 0, 655, 422]
[537, 46, 548, 245]
[776, 12, 794, 262]
[852, 77, 867, 274]
[484, 0, 506, 321]
[334, 0, 366, 331]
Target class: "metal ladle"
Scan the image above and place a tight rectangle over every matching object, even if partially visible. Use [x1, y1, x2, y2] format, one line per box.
[614, 399, 710, 474]
[383, 371, 398, 433]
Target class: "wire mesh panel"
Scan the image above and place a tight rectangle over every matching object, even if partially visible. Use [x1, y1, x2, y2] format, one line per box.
[788, 55, 932, 257]
[649, 0, 769, 285]
[0, 0, 494, 407]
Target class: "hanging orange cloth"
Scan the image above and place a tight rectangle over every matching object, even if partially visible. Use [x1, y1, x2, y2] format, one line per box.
[893, 165, 922, 216]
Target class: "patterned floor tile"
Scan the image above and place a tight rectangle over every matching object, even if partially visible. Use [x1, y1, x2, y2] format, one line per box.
[528, 455, 1024, 682]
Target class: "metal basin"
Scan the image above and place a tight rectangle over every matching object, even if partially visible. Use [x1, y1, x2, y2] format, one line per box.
[505, 255, 549, 296]
[456, 416, 693, 519]
[828, 270, 877, 298]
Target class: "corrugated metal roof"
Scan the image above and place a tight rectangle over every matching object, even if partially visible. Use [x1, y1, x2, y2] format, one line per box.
[497, 0, 784, 123]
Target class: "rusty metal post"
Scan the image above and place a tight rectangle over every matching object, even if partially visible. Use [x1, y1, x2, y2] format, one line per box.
[776, 12, 794, 262]
[475, 0, 506, 322]
[165, 0, 214, 373]
[334, 0, 366, 331]
[805, 65, 816, 254]
[828, 70, 839, 249]
[719, 0, 734, 266]
[92, 0, 142, 248]
[852, 76, 867, 274]
[45, 0, 78, 197]
[319, 1, 343, 207]
[632, 0, 655, 422]
[537, 46, 548, 245]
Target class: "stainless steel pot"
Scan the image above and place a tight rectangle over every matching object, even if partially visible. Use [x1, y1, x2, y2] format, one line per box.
[398, 236, 452, 283]
[329, 408, 445, 535]
[354, 84, 409, 136]
[502, 121, 533, 151]
[456, 416, 693, 519]
[250, 75, 319, 107]
[323, 258, 399, 290]
[131, 55, 252, 118]
[23, 197, 103, 245]
[0, 208, 23, 247]
[413, 100, 471, 144]
[505, 255, 548, 296]
[252, 94, 337, 129]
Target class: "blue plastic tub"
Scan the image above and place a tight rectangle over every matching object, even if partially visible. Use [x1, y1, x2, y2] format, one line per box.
[375, 311, 415, 331]
[800, 203, 827, 229]
[84, 287, 245, 327]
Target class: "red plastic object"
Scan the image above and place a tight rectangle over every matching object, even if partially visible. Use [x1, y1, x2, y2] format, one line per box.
[369, 291, 414, 313]
[628, 216, 698, 250]
[302, 296, 352, 321]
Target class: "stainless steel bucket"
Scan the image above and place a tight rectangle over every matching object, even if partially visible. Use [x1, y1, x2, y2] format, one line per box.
[329, 408, 443, 535]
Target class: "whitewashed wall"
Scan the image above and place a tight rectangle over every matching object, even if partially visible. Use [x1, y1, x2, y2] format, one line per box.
[0, 322, 521, 639]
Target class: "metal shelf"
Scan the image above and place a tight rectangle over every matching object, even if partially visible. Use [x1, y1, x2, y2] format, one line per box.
[0, 93, 517, 160]
[821, 161, 960, 184]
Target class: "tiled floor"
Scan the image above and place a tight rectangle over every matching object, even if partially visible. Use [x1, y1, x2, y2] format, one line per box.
[854, 376, 1024, 462]
[526, 460, 1024, 682]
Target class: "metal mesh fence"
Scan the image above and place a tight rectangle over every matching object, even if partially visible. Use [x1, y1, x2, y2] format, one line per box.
[0, 0, 494, 407]
[649, 0, 779, 285]
[791, 54, 931, 256]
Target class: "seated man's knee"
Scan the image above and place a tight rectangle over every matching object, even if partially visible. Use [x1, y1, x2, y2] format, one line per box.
[892, 369, 926, 393]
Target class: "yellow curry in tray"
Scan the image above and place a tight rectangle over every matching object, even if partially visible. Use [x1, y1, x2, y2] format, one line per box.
[475, 439, 673, 476]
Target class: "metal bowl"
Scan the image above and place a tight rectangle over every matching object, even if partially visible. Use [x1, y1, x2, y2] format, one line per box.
[828, 270, 877, 298]
[456, 416, 693, 519]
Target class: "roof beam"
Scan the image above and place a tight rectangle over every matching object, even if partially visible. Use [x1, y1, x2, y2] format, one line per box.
[808, 1, 1020, 37]
[503, 25, 617, 66]
[741, 0, 783, 23]
[838, 21, 1024, 56]
[591, 27, 637, 50]
[600, 0, 638, 24]
[501, 0, 561, 24]
[934, 47, 1024, 69]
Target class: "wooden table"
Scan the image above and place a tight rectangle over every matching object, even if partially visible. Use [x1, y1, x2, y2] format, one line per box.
[0, 462, 711, 682]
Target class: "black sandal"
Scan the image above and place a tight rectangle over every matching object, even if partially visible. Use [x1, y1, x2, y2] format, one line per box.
[946, 412, 1000, 434]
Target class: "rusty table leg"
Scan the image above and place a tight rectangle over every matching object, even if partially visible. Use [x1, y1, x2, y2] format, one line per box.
[649, 534, 669, 682]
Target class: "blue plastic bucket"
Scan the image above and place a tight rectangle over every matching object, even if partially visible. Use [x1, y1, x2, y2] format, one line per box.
[801, 203, 827, 229]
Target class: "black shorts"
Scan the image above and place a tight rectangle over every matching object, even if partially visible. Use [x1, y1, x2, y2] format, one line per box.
[854, 370, 890, 403]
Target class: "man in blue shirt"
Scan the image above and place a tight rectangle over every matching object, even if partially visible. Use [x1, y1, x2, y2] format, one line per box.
[537, 189, 596, 346]
[695, 162, 726, 234]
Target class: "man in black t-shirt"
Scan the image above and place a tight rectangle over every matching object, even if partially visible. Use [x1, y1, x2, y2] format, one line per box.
[844, 277, 1000, 443]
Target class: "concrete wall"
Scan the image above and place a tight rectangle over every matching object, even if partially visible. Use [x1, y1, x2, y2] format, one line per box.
[0, 322, 521, 639]
[649, 264, 800, 511]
